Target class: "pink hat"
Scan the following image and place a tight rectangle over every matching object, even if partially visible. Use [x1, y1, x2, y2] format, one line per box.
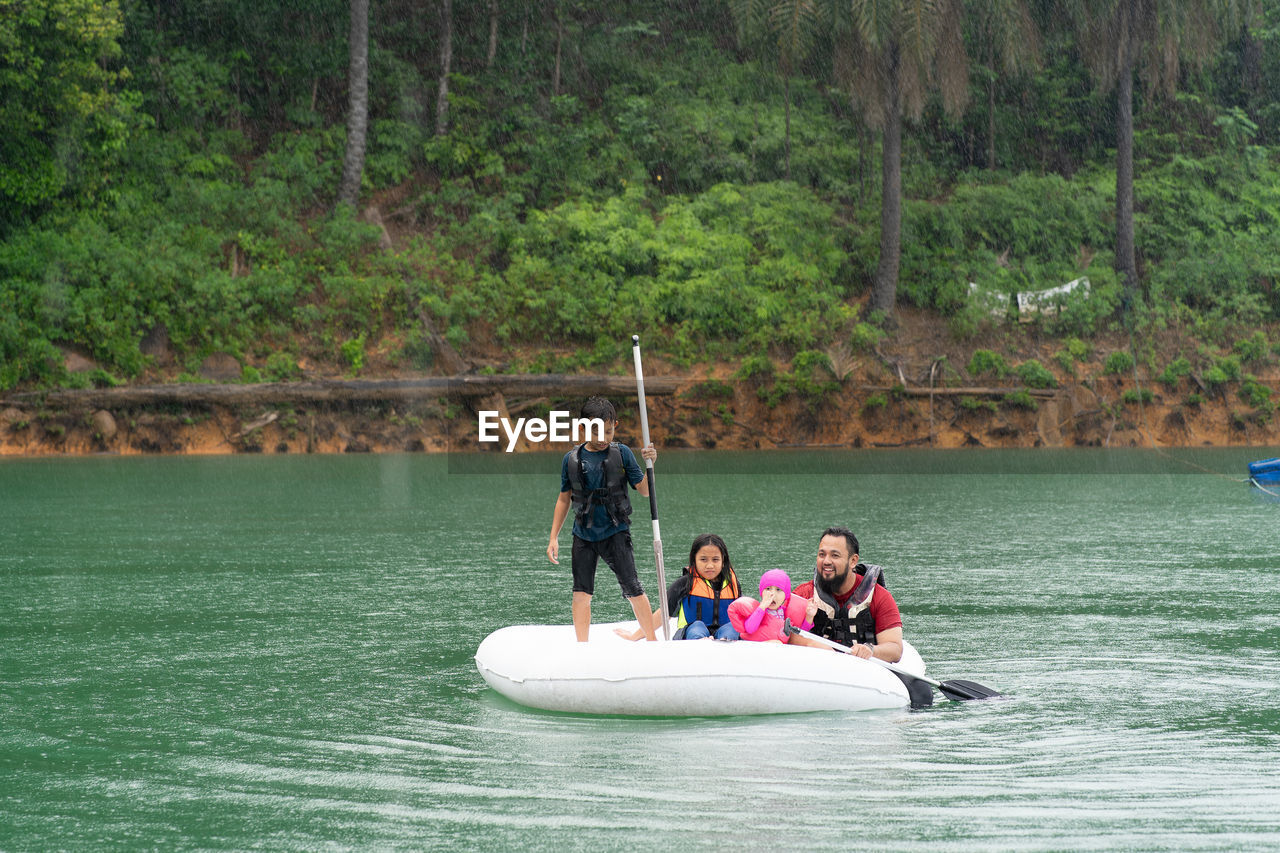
[758, 569, 792, 604]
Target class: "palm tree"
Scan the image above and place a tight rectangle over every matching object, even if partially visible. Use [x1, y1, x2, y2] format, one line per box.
[487, 0, 500, 68]
[435, 0, 454, 136]
[835, 0, 970, 322]
[1064, 0, 1246, 303]
[728, 0, 823, 180]
[336, 0, 369, 210]
[968, 0, 1040, 170]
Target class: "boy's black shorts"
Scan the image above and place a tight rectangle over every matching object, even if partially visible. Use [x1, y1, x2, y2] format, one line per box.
[571, 530, 645, 598]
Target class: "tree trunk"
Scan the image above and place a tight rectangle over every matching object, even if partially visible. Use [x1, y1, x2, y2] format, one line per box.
[336, 0, 369, 210]
[868, 50, 903, 323]
[435, 0, 453, 136]
[987, 46, 996, 170]
[1114, 32, 1138, 305]
[521, 1, 529, 55]
[552, 4, 563, 96]
[783, 73, 792, 181]
[860, 122, 867, 200]
[1242, 27, 1261, 95]
[487, 0, 499, 68]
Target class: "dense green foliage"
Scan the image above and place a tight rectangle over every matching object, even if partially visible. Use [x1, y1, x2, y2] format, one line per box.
[0, 0, 139, 223]
[2, 0, 1280, 390]
[485, 182, 851, 359]
[1016, 359, 1057, 389]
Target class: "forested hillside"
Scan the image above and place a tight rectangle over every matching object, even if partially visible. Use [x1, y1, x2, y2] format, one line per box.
[3, 0, 1280, 408]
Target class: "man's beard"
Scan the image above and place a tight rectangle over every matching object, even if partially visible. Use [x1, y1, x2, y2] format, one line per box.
[817, 563, 850, 596]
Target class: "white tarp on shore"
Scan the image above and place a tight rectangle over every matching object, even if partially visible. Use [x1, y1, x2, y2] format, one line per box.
[969, 277, 1090, 320]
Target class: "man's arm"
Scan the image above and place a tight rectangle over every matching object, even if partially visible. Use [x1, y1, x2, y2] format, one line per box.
[547, 490, 571, 564]
[869, 585, 904, 662]
[871, 626, 903, 663]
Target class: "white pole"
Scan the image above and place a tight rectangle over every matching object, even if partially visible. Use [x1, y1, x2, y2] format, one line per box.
[631, 335, 670, 640]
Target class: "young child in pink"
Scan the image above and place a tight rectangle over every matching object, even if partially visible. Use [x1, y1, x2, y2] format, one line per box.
[728, 569, 813, 643]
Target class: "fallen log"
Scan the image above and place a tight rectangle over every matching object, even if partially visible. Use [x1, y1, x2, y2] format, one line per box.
[4, 374, 682, 409]
[857, 385, 1058, 398]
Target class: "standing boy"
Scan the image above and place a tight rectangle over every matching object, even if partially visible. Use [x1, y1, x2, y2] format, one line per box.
[547, 396, 658, 642]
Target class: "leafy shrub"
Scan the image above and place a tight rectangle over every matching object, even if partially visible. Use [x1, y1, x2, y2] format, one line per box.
[87, 369, 122, 388]
[1213, 354, 1242, 381]
[790, 350, 833, 380]
[968, 350, 1010, 378]
[142, 47, 238, 129]
[0, 116, 409, 390]
[365, 119, 424, 188]
[1040, 271, 1122, 337]
[1064, 337, 1091, 361]
[264, 352, 301, 381]
[735, 355, 775, 382]
[1159, 356, 1192, 386]
[775, 350, 840, 408]
[743, 351, 840, 410]
[1052, 332, 1097, 374]
[850, 322, 886, 353]
[1239, 378, 1273, 410]
[1104, 351, 1135, 375]
[1002, 390, 1038, 410]
[340, 334, 366, 374]
[1016, 360, 1057, 389]
[395, 330, 436, 371]
[1234, 331, 1271, 365]
[1140, 154, 1280, 321]
[959, 395, 997, 413]
[684, 379, 734, 399]
[491, 182, 850, 358]
[898, 171, 1114, 312]
[1121, 388, 1154, 404]
[861, 392, 888, 412]
[1202, 355, 1243, 389]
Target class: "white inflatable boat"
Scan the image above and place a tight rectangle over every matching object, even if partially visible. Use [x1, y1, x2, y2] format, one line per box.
[474, 621, 928, 716]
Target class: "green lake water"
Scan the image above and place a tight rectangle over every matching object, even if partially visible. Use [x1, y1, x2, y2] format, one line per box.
[4, 449, 1280, 850]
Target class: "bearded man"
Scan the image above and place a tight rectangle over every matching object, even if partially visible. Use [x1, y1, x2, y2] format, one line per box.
[792, 526, 904, 663]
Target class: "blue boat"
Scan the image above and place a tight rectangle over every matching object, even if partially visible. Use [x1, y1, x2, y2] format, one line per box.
[1248, 458, 1280, 500]
[1249, 457, 1280, 486]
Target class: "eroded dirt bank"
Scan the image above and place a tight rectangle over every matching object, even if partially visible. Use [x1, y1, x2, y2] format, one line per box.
[3, 310, 1278, 456]
[2, 367, 1275, 457]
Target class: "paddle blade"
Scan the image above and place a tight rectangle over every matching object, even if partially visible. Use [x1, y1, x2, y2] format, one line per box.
[888, 670, 934, 709]
[938, 679, 1001, 702]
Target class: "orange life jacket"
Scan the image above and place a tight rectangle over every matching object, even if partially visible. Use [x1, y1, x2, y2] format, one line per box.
[675, 570, 741, 631]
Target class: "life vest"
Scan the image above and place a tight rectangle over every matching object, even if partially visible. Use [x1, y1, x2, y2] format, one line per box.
[566, 443, 633, 530]
[675, 570, 741, 631]
[811, 564, 886, 646]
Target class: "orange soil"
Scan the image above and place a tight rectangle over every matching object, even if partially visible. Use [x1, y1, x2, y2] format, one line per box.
[3, 309, 1276, 456]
